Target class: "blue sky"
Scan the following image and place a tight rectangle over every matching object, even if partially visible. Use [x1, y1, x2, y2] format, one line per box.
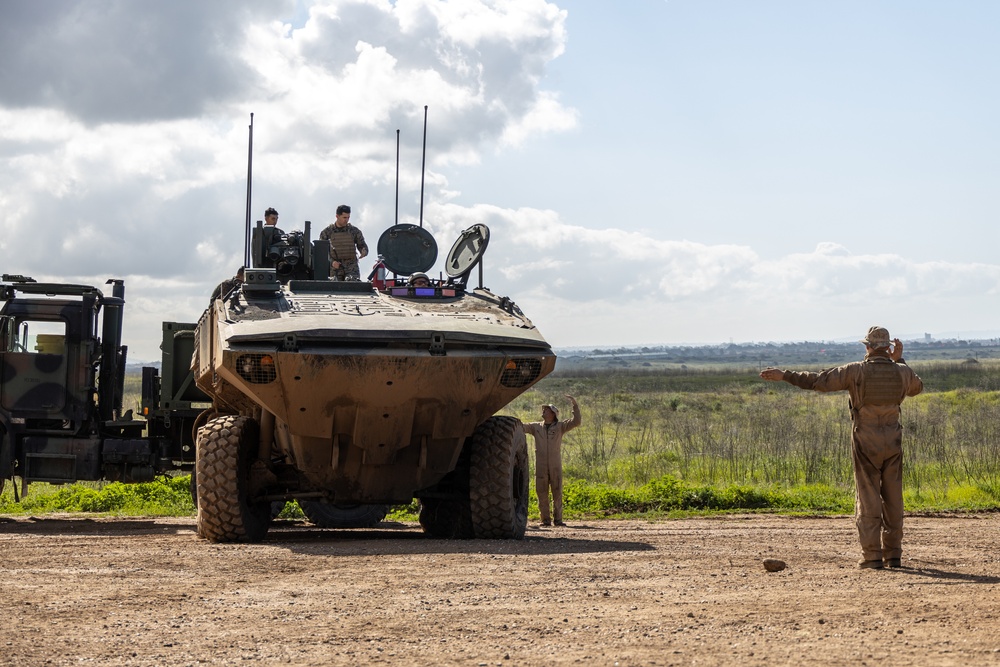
[1, 1, 998, 360]
[450, 1, 1000, 262]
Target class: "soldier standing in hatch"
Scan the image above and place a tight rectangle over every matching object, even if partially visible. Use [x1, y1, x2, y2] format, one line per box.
[264, 207, 285, 238]
[319, 204, 368, 281]
[523, 395, 581, 527]
[759, 326, 923, 570]
[263, 207, 283, 233]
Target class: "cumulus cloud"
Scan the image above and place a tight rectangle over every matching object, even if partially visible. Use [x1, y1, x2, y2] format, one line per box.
[0, 0, 576, 359]
[0, 0, 283, 123]
[413, 206, 1000, 347]
[2, 0, 997, 360]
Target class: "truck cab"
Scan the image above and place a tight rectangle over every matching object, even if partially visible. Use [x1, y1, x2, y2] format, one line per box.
[0, 275, 204, 497]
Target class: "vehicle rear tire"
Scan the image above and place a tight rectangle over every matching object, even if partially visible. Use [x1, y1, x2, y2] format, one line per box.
[196, 415, 271, 543]
[418, 440, 474, 539]
[418, 497, 473, 538]
[300, 501, 389, 528]
[468, 416, 529, 539]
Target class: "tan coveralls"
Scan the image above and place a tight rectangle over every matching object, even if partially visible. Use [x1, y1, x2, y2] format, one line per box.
[522, 402, 581, 523]
[781, 351, 923, 562]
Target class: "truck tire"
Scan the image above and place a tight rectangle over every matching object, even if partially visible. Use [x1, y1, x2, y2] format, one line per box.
[418, 497, 473, 538]
[299, 501, 389, 528]
[418, 444, 473, 539]
[468, 416, 529, 539]
[196, 415, 271, 542]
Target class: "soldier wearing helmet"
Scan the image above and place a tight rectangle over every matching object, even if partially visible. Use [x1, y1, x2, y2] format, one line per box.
[760, 326, 923, 569]
[408, 273, 430, 288]
[319, 205, 368, 281]
[522, 395, 581, 527]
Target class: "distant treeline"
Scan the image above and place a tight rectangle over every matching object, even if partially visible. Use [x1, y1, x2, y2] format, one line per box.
[557, 339, 1000, 372]
[548, 360, 1000, 393]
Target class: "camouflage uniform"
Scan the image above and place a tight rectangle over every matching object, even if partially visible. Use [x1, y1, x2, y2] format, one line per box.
[522, 401, 581, 524]
[319, 223, 368, 281]
[779, 350, 923, 564]
[210, 277, 240, 302]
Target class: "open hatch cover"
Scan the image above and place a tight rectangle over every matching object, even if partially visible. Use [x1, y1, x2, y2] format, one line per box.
[445, 224, 490, 279]
[377, 224, 438, 275]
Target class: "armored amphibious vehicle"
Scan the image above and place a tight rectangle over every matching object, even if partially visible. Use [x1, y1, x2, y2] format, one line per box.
[192, 221, 555, 542]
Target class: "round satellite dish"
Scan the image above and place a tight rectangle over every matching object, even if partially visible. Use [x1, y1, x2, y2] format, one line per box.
[445, 224, 490, 278]
[377, 224, 438, 275]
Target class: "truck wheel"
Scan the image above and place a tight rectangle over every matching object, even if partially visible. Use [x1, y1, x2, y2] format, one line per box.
[300, 501, 389, 528]
[196, 415, 271, 542]
[418, 445, 473, 539]
[418, 498, 472, 538]
[468, 416, 529, 539]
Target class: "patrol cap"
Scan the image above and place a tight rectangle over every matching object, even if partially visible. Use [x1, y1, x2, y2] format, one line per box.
[542, 403, 559, 417]
[861, 326, 891, 348]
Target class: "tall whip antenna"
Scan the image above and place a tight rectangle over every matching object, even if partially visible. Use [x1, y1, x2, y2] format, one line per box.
[419, 105, 428, 228]
[395, 129, 400, 226]
[244, 112, 254, 267]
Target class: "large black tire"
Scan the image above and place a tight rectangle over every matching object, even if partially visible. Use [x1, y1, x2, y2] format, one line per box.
[300, 501, 389, 528]
[468, 416, 529, 539]
[419, 443, 473, 539]
[419, 497, 472, 538]
[196, 415, 272, 543]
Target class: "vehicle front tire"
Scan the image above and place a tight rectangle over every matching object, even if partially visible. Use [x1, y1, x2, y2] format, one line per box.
[468, 416, 529, 539]
[196, 415, 271, 543]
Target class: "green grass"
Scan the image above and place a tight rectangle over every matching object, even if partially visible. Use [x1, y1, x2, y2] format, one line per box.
[6, 361, 1000, 520]
[0, 475, 195, 516]
[4, 473, 998, 520]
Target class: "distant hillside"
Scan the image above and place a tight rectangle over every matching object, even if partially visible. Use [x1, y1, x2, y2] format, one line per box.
[555, 337, 1000, 372]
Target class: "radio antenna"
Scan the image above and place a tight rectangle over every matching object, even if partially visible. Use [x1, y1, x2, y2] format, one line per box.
[395, 129, 400, 226]
[244, 112, 254, 267]
[419, 105, 427, 228]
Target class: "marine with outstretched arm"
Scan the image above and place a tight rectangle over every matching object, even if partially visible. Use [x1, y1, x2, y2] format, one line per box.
[759, 326, 923, 569]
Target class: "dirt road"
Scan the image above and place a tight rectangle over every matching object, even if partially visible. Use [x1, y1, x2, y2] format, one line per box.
[2, 513, 999, 666]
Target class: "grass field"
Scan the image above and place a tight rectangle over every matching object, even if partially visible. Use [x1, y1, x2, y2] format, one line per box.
[3, 358, 999, 518]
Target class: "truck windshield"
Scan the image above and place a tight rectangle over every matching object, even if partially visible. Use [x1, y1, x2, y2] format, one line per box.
[12, 319, 67, 354]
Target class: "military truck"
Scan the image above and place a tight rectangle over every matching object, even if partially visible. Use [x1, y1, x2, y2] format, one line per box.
[192, 219, 555, 542]
[0, 275, 204, 499]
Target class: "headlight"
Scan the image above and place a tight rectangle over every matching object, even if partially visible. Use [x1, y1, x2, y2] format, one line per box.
[236, 353, 277, 384]
[500, 358, 542, 388]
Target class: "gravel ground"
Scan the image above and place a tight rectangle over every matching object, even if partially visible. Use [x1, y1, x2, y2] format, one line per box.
[3, 513, 1000, 666]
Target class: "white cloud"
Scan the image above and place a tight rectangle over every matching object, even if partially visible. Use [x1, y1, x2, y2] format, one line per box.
[2, 0, 997, 363]
[0, 0, 576, 360]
